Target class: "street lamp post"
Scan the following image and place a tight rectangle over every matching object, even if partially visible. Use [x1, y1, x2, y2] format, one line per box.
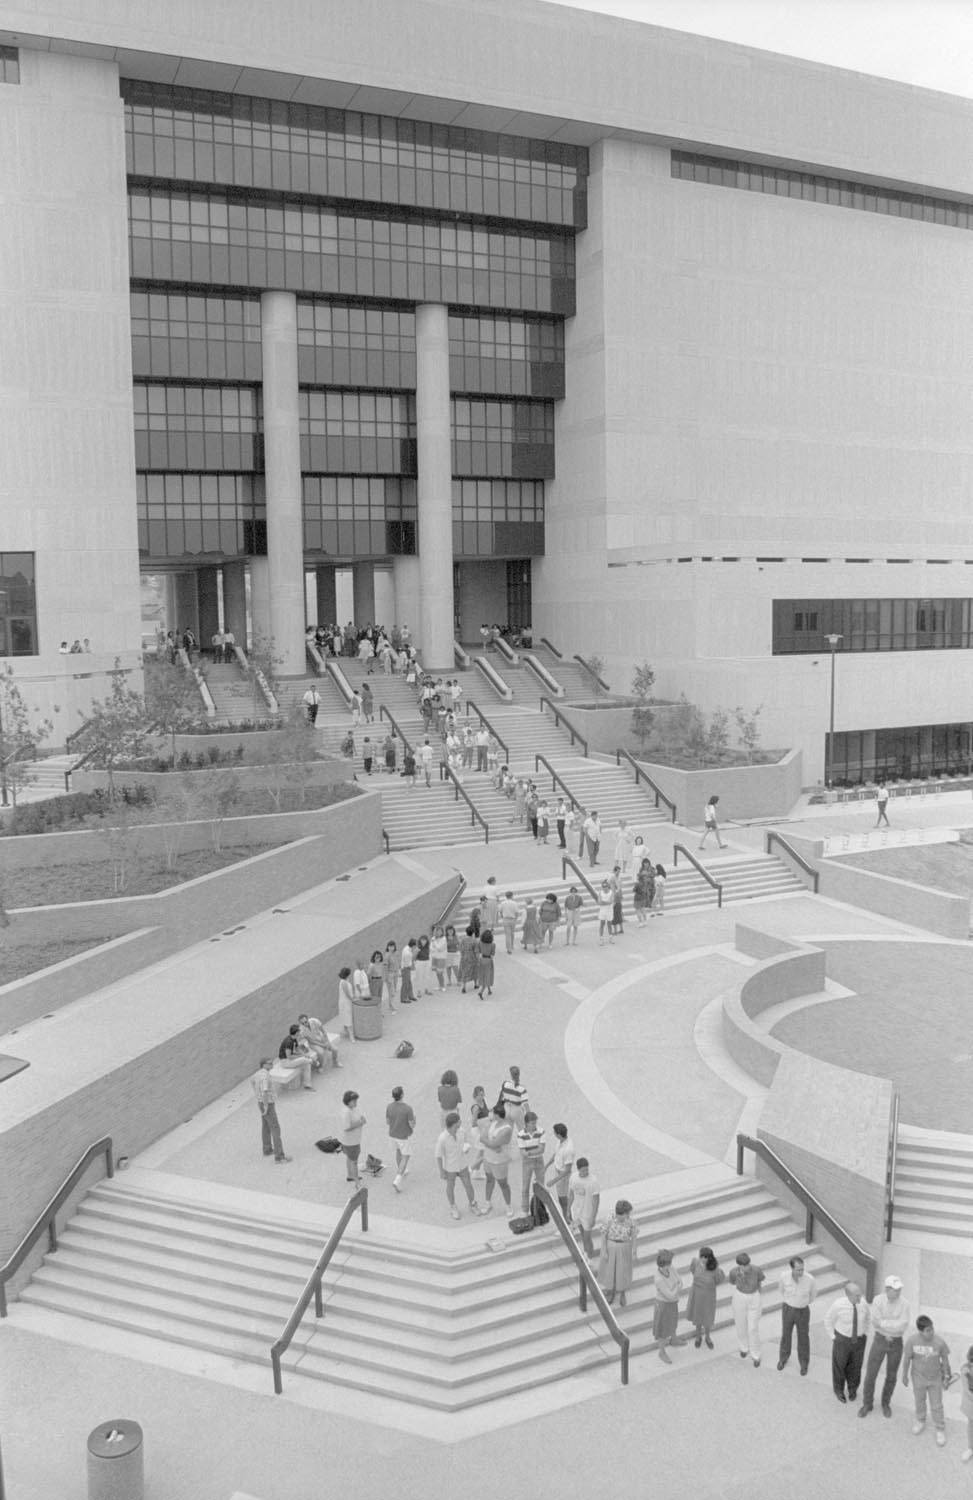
[825, 633, 843, 795]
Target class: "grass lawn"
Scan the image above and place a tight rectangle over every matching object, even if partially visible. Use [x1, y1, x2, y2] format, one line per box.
[9, 845, 270, 908]
[835, 841, 973, 897]
[1, 937, 111, 983]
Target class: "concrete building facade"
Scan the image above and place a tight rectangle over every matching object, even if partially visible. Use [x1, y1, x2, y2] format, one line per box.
[1, 0, 972, 780]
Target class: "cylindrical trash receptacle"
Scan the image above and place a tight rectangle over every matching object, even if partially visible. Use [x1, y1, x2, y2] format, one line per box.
[87, 1419, 143, 1500]
[352, 996, 383, 1039]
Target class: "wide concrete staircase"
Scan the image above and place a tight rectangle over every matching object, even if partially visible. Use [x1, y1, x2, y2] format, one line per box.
[891, 1126, 973, 1245]
[203, 662, 273, 724]
[529, 643, 603, 699]
[541, 755, 673, 828]
[25, 754, 79, 792]
[16, 1172, 842, 1410]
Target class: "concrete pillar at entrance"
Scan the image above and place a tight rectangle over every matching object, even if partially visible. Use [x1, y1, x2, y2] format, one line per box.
[415, 304, 454, 670]
[315, 566, 337, 625]
[392, 557, 421, 644]
[197, 566, 220, 651]
[173, 573, 198, 637]
[223, 561, 247, 645]
[352, 562, 376, 629]
[250, 556, 271, 650]
[261, 291, 305, 672]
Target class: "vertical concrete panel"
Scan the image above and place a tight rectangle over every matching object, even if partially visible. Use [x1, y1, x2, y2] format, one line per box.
[261, 291, 304, 672]
[352, 561, 376, 628]
[222, 561, 248, 642]
[415, 304, 454, 669]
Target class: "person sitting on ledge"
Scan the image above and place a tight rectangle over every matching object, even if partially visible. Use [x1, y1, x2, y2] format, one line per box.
[297, 1013, 342, 1070]
[277, 1024, 314, 1089]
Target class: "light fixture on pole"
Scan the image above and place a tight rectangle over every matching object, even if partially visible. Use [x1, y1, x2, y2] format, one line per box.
[825, 633, 843, 794]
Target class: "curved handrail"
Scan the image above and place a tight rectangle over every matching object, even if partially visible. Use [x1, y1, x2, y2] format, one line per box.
[324, 657, 354, 706]
[0, 1135, 114, 1317]
[378, 703, 414, 755]
[532, 1185, 629, 1386]
[764, 830, 819, 893]
[560, 854, 598, 902]
[885, 1092, 900, 1244]
[463, 699, 510, 767]
[453, 640, 472, 668]
[616, 749, 676, 821]
[535, 753, 586, 813]
[539, 698, 589, 757]
[673, 844, 723, 907]
[574, 654, 611, 692]
[539, 636, 563, 659]
[736, 1134, 877, 1300]
[473, 655, 513, 700]
[444, 765, 489, 843]
[271, 1187, 369, 1394]
[433, 871, 467, 928]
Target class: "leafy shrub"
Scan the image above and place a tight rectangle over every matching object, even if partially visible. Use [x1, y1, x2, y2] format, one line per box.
[1, 785, 154, 836]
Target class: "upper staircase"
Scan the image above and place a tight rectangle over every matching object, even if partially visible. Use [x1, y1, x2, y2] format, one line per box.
[891, 1125, 973, 1247]
[14, 1172, 842, 1411]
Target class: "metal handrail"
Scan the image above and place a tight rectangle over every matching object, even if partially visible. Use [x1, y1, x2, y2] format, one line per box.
[463, 699, 510, 766]
[532, 1185, 629, 1386]
[736, 1134, 877, 1299]
[764, 830, 819, 893]
[0, 1136, 114, 1317]
[523, 655, 564, 698]
[539, 698, 589, 757]
[381, 828, 390, 854]
[271, 1187, 369, 1394]
[539, 636, 564, 659]
[885, 1092, 900, 1243]
[673, 844, 723, 907]
[534, 753, 586, 813]
[306, 641, 326, 675]
[378, 703, 414, 755]
[453, 640, 472, 668]
[444, 765, 489, 843]
[616, 748, 676, 821]
[433, 872, 467, 929]
[324, 657, 354, 706]
[573, 654, 611, 692]
[560, 854, 598, 902]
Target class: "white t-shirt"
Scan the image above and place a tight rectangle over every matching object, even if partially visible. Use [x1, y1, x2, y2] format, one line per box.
[569, 1170, 601, 1227]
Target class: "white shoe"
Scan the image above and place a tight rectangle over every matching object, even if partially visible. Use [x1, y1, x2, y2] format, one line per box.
[392, 1174, 403, 1193]
[912, 1421, 925, 1436]
[935, 1431, 946, 1447]
[450, 1206, 461, 1220]
[506, 1207, 516, 1218]
[960, 1449, 972, 1462]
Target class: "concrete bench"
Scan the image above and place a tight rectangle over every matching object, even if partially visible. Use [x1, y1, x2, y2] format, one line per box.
[270, 1034, 340, 1094]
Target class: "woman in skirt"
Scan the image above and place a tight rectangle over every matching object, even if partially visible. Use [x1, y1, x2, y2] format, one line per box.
[367, 950, 385, 1000]
[414, 933, 432, 995]
[653, 1248, 684, 1362]
[458, 925, 479, 993]
[430, 925, 448, 991]
[686, 1245, 725, 1349]
[476, 927, 496, 998]
[521, 899, 542, 954]
[444, 924, 460, 987]
[383, 940, 400, 1010]
[597, 1199, 638, 1308]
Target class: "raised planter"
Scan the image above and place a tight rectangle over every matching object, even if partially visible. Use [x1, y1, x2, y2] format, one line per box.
[72, 759, 353, 795]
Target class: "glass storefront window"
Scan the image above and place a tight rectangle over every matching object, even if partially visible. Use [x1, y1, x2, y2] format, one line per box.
[0, 553, 37, 655]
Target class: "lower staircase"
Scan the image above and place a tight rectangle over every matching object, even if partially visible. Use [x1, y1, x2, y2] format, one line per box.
[891, 1125, 973, 1246]
[15, 1172, 842, 1410]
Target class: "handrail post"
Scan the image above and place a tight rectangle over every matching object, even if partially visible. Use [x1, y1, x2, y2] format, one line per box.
[314, 1280, 323, 1318]
[804, 1206, 814, 1243]
[579, 1270, 587, 1311]
[272, 1347, 283, 1396]
[620, 1337, 630, 1386]
[736, 1137, 745, 1174]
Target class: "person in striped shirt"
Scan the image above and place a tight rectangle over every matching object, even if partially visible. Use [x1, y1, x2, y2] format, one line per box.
[517, 1111, 547, 1214]
[498, 1066, 528, 1130]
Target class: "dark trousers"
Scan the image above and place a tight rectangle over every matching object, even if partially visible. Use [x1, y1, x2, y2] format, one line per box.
[832, 1332, 866, 1397]
[862, 1334, 903, 1409]
[557, 819, 566, 848]
[779, 1304, 810, 1369]
[260, 1102, 284, 1160]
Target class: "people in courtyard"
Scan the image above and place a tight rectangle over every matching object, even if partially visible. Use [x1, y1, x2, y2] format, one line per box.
[901, 1315, 951, 1444]
[686, 1246, 725, 1349]
[859, 1274, 911, 1419]
[277, 1024, 315, 1089]
[436, 1111, 488, 1219]
[777, 1255, 816, 1375]
[876, 784, 891, 827]
[499, 891, 522, 953]
[521, 899, 542, 953]
[336, 965, 355, 1040]
[340, 1089, 366, 1187]
[539, 892, 561, 947]
[483, 1103, 514, 1216]
[544, 1122, 575, 1215]
[698, 793, 727, 850]
[499, 1066, 528, 1130]
[438, 1069, 462, 1125]
[386, 1085, 415, 1192]
[597, 880, 614, 944]
[251, 1059, 291, 1162]
[568, 1157, 601, 1258]
[516, 1110, 547, 1214]
[564, 885, 584, 943]
[583, 810, 602, 866]
[653, 1250, 684, 1361]
[598, 1199, 637, 1308]
[383, 941, 400, 1009]
[476, 927, 496, 998]
[458, 926, 479, 992]
[728, 1252, 765, 1366]
[297, 1013, 341, 1069]
[825, 1281, 870, 1404]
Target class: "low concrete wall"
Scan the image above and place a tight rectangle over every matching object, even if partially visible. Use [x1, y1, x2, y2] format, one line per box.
[821, 859, 970, 939]
[757, 1051, 892, 1269]
[721, 936, 826, 1086]
[0, 872, 460, 1279]
[637, 752, 803, 825]
[73, 759, 353, 795]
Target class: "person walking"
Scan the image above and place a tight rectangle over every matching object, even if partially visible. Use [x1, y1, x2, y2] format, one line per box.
[475, 927, 496, 998]
[539, 891, 561, 948]
[340, 1089, 366, 1188]
[698, 794, 727, 850]
[825, 1281, 870, 1405]
[499, 891, 522, 954]
[419, 737, 434, 787]
[777, 1255, 816, 1375]
[555, 798, 568, 849]
[302, 683, 321, 725]
[360, 684, 374, 723]
[435, 1111, 488, 1220]
[728, 1252, 766, 1366]
[544, 1122, 575, 1215]
[499, 1066, 529, 1131]
[583, 810, 602, 866]
[597, 880, 615, 944]
[251, 1059, 291, 1163]
[653, 1249, 684, 1362]
[901, 1315, 951, 1445]
[516, 1111, 547, 1214]
[521, 898, 542, 954]
[958, 1344, 973, 1460]
[859, 1274, 911, 1419]
[564, 885, 584, 943]
[875, 784, 891, 827]
[386, 1085, 415, 1192]
[437, 1069, 462, 1126]
[350, 689, 362, 728]
[568, 1157, 601, 1258]
[597, 1200, 637, 1308]
[686, 1246, 725, 1349]
[458, 926, 479, 993]
[482, 1103, 515, 1217]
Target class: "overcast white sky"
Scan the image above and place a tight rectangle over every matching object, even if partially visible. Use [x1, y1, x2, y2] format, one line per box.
[550, 0, 973, 98]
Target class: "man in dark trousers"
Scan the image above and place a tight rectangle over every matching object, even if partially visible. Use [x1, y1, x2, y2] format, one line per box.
[824, 1281, 869, 1404]
[250, 1058, 291, 1163]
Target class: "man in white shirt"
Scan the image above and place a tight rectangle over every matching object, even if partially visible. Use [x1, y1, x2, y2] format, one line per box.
[419, 737, 434, 787]
[435, 1111, 488, 1220]
[568, 1158, 601, 1258]
[859, 1274, 911, 1419]
[777, 1255, 817, 1376]
[475, 726, 490, 771]
[544, 1123, 575, 1216]
[301, 684, 321, 725]
[498, 892, 522, 954]
[824, 1282, 870, 1404]
[583, 811, 601, 867]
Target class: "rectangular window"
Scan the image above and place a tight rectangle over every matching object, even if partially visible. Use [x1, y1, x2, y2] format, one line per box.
[773, 597, 973, 654]
[0, 46, 19, 84]
[0, 552, 37, 654]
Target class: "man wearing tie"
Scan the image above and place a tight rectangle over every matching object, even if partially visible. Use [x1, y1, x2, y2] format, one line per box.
[824, 1281, 870, 1404]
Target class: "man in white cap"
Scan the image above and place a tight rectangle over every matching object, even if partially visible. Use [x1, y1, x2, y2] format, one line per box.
[858, 1274, 911, 1419]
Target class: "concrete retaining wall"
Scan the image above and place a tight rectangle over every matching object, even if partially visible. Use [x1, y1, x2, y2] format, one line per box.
[636, 751, 803, 824]
[721, 932, 826, 1086]
[73, 759, 353, 796]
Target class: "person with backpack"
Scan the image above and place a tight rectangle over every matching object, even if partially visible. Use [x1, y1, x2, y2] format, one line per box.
[516, 1111, 547, 1215]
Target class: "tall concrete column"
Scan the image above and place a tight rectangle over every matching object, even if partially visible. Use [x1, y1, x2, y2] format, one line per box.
[261, 291, 305, 672]
[415, 303, 455, 669]
[315, 565, 337, 625]
[222, 560, 248, 643]
[392, 556, 421, 641]
[249, 556, 271, 651]
[352, 561, 376, 629]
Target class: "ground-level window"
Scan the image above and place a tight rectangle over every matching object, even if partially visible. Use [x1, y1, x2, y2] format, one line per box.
[0, 47, 19, 85]
[831, 722, 973, 784]
[0, 553, 37, 654]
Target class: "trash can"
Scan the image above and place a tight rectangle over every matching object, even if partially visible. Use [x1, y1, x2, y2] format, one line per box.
[87, 1420, 143, 1500]
[352, 996, 383, 1040]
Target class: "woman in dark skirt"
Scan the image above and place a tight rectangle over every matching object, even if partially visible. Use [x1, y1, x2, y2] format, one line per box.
[686, 1245, 725, 1349]
[475, 927, 496, 998]
[653, 1248, 684, 1362]
[458, 925, 479, 993]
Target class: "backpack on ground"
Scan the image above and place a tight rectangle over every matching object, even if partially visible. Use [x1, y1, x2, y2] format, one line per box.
[394, 1040, 415, 1058]
[530, 1191, 550, 1228]
[315, 1137, 342, 1154]
[363, 1153, 385, 1177]
[508, 1215, 535, 1235]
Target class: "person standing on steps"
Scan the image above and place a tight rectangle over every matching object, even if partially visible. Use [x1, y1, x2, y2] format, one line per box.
[350, 689, 362, 728]
[571, 805, 586, 859]
[686, 1246, 725, 1349]
[544, 1121, 575, 1216]
[564, 885, 584, 944]
[499, 891, 522, 954]
[481, 876, 500, 932]
[613, 818, 635, 873]
[383, 731, 397, 774]
[597, 880, 615, 944]
[728, 1252, 766, 1367]
[419, 736, 434, 787]
[777, 1255, 817, 1376]
[568, 1157, 601, 1259]
[435, 1111, 488, 1220]
[859, 1274, 911, 1419]
[875, 783, 891, 827]
[901, 1315, 951, 1445]
[251, 1058, 291, 1163]
[698, 794, 727, 850]
[583, 809, 602, 866]
[302, 683, 321, 725]
[516, 1110, 547, 1214]
[825, 1281, 870, 1405]
[653, 1249, 685, 1362]
[597, 1200, 637, 1308]
[609, 864, 624, 936]
[556, 797, 568, 849]
[521, 898, 542, 954]
[386, 1085, 415, 1192]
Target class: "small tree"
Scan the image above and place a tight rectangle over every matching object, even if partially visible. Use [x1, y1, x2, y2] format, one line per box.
[144, 658, 209, 765]
[583, 654, 609, 699]
[630, 661, 656, 755]
[236, 634, 284, 719]
[706, 708, 731, 765]
[734, 705, 764, 764]
[75, 660, 146, 798]
[93, 795, 147, 893]
[0, 663, 56, 806]
[261, 713, 320, 811]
